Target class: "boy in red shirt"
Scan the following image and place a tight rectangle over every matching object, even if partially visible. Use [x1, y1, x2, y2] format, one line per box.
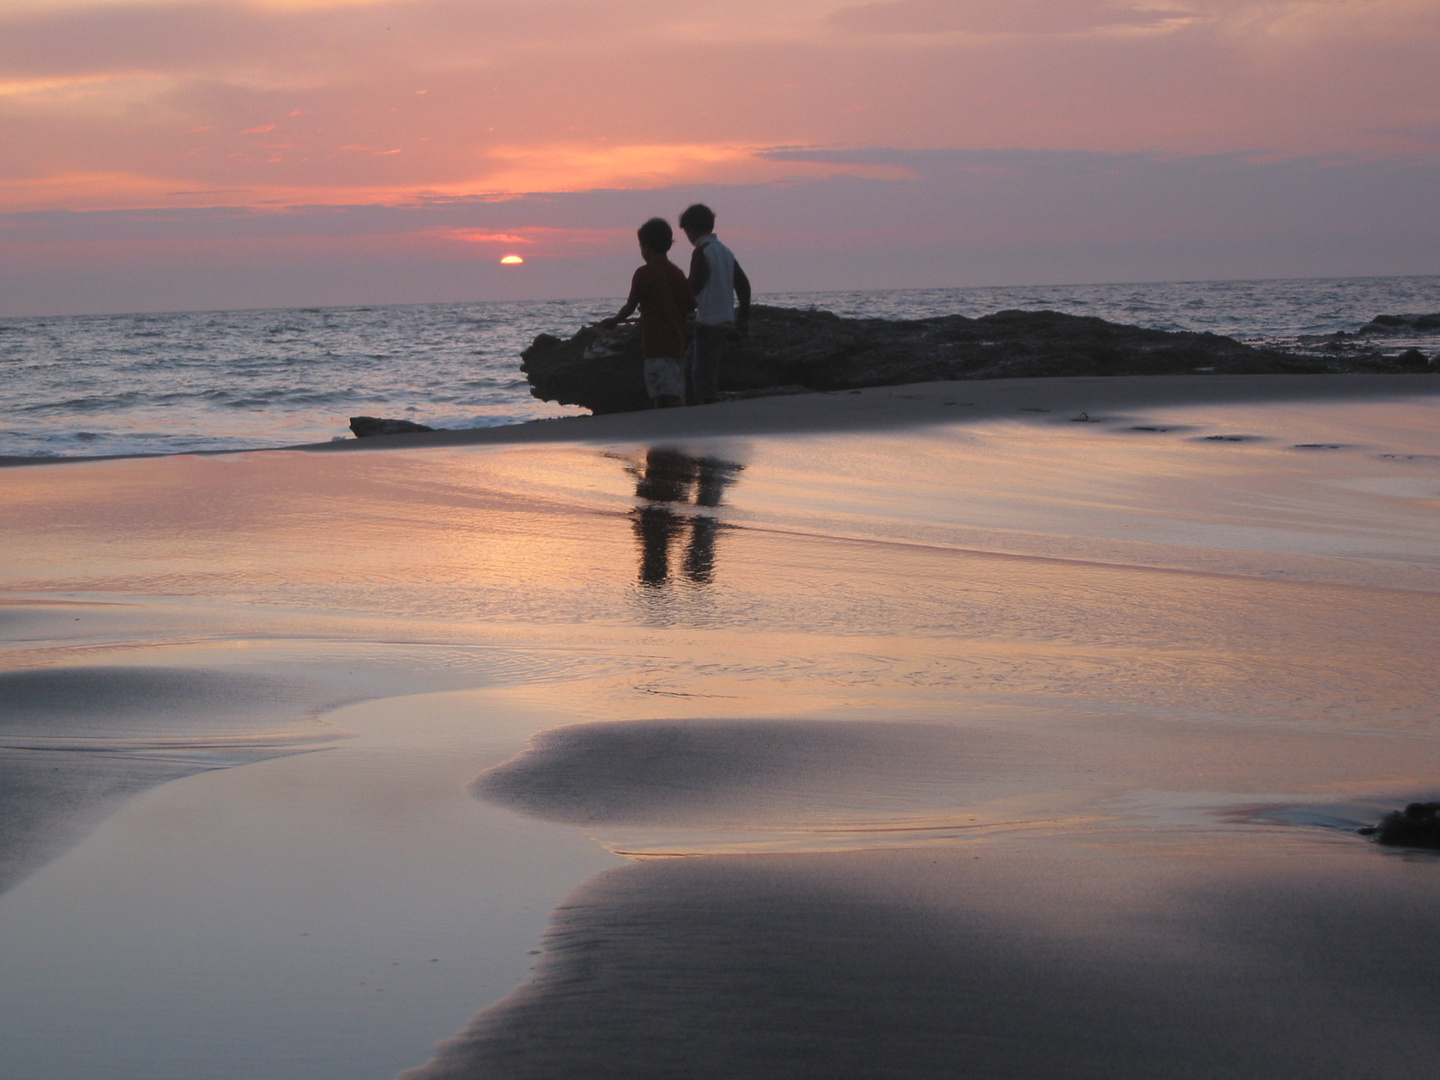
[600, 217, 696, 408]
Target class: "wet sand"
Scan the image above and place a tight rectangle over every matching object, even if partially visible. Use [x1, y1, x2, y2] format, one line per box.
[1, 374, 1438, 1078]
[406, 842, 1440, 1080]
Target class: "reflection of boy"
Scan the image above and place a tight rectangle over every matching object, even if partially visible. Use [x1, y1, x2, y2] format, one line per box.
[680, 203, 751, 405]
[601, 218, 696, 408]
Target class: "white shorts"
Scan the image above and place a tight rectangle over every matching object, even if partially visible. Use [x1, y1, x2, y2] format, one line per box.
[643, 356, 685, 399]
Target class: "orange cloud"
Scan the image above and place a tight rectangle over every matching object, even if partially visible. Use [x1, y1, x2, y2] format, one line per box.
[437, 229, 535, 244]
[468, 141, 914, 194]
[424, 225, 631, 256]
[0, 170, 187, 212]
[3, 149, 1438, 316]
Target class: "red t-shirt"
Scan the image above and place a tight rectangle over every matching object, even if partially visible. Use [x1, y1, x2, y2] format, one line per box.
[628, 259, 696, 359]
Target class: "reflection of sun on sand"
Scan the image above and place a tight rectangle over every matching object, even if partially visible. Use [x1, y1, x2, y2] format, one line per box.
[1, 373, 1439, 1079]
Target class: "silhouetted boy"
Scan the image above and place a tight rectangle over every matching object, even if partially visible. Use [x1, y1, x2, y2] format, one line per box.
[601, 218, 696, 408]
[679, 203, 751, 405]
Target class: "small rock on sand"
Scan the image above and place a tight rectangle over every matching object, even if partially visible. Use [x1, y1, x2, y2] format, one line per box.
[349, 416, 436, 437]
[1358, 801, 1440, 849]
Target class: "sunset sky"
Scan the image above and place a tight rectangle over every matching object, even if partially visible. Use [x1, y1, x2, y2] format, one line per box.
[2, 0, 1438, 315]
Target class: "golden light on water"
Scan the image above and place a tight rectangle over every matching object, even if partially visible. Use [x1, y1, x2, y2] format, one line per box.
[500, 254, 525, 265]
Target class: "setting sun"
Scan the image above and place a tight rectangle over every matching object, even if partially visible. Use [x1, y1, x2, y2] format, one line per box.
[500, 255, 525, 265]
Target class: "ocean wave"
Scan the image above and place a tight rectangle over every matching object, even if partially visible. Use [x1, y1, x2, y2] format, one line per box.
[4, 279, 1437, 457]
[20, 391, 145, 415]
[221, 392, 335, 408]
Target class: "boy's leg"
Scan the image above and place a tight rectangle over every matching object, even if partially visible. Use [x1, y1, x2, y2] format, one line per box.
[687, 324, 724, 405]
[683, 335, 698, 405]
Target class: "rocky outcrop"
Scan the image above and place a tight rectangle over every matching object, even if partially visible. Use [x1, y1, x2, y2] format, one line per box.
[350, 416, 435, 437]
[520, 304, 1420, 415]
[1359, 313, 1440, 334]
[521, 308, 1428, 417]
[522, 324, 654, 416]
[1296, 312, 1440, 363]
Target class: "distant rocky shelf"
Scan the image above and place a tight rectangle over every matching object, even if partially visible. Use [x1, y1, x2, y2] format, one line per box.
[521, 306, 1439, 415]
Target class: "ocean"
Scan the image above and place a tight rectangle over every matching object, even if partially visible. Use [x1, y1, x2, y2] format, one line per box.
[3, 275, 1437, 460]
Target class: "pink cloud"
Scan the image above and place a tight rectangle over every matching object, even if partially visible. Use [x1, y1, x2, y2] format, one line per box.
[0, 0, 1435, 312]
[0, 0, 1433, 215]
[831, 0, 1194, 36]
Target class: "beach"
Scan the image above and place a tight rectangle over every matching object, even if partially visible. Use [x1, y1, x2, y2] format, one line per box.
[2, 372, 1439, 1079]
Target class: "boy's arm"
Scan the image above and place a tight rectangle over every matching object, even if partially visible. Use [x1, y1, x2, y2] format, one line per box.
[733, 261, 751, 331]
[599, 298, 638, 329]
[676, 272, 697, 314]
[688, 247, 710, 298]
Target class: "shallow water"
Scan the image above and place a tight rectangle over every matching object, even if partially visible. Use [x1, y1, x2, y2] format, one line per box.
[1, 393, 1438, 1078]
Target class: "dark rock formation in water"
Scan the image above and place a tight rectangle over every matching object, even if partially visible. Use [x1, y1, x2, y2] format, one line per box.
[349, 416, 436, 437]
[1359, 313, 1440, 334]
[1298, 315, 1440, 364]
[1358, 801, 1440, 849]
[521, 305, 1426, 415]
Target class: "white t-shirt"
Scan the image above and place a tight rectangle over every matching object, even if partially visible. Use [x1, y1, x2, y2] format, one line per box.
[693, 234, 737, 325]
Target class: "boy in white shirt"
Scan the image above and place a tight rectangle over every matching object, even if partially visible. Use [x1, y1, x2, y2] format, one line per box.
[679, 203, 751, 405]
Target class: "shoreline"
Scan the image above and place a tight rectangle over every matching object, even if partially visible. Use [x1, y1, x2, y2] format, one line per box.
[2, 371, 1438, 469]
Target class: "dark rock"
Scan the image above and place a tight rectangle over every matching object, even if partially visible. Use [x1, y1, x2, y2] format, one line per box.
[521, 305, 1343, 415]
[1358, 313, 1440, 335]
[1358, 801, 1440, 849]
[521, 325, 651, 415]
[1395, 348, 1431, 369]
[1296, 331, 1384, 358]
[349, 416, 435, 437]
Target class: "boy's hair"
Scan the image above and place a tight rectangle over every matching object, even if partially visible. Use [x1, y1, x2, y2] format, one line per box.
[637, 217, 673, 253]
[679, 203, 716, 235]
